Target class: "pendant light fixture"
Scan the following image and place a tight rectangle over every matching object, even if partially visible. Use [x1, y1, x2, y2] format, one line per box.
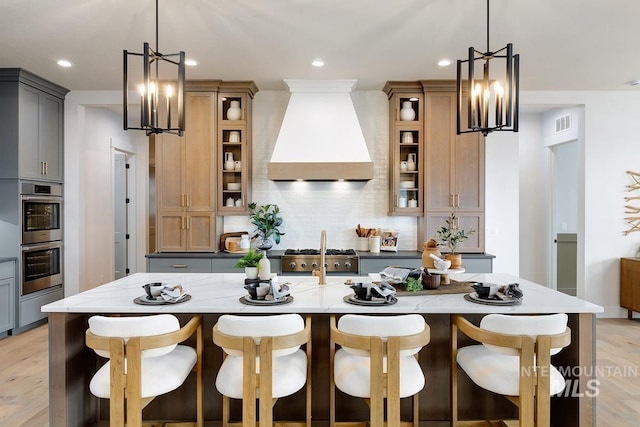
[456, 0, 519, 136]
[123, 0, 185, 136]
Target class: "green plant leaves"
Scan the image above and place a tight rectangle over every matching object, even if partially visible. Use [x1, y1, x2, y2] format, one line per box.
[249, 203, 285, 243]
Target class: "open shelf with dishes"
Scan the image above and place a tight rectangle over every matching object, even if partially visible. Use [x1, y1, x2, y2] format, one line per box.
[383, 82, 424, 216]
[216, 83, 257, 215]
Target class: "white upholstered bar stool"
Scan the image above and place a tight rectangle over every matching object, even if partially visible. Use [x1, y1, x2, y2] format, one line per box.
[330, 314, 431, 427]
[451, 314, 571, 427]
[85, 314, 203, 427]
[212, 314, 312, 427]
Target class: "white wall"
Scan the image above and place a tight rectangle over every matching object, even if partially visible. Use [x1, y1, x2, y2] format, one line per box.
[485, 131, 519, 275]
[518, 113, 547, 284]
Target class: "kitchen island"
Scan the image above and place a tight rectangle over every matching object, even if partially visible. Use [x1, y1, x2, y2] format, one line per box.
[43, 272, 602, 427]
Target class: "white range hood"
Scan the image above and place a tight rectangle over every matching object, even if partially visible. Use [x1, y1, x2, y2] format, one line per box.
[268, 79, 374, 181]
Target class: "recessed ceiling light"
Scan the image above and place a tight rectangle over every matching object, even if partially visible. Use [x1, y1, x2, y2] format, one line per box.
[185, 59, 199, 67]
[312, 59, 325, 67]
[57, 59, 73, 68]
[437, 59, 452, 67]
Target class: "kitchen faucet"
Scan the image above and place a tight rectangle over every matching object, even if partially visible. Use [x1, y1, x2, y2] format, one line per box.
[319, 230, 327, 285]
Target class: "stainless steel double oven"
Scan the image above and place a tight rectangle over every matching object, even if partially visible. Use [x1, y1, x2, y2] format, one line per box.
[20, 182, 63, 295]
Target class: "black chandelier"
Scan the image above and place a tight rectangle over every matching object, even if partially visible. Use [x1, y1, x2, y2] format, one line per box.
[456, 0, 519, 136]
[123, 0, 185, 136]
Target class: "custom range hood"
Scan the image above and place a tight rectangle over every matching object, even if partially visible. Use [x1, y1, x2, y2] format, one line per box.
[268, 79, 374, 181]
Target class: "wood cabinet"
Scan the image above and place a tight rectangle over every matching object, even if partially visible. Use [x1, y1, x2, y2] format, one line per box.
[153, 80, 257, 252]
[383, 82, 424, 215]
[0, 259, 15, 336]
[155, 91, 217, 252]
[0, 68, 68, 182]
[422, 81, 485, 253]
[384, 80, 485, 252]
[217, 82, 257, 215]
[620, 257, 640, 318]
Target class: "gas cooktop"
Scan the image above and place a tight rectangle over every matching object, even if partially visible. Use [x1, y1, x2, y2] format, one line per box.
[281, 249, 359, 273]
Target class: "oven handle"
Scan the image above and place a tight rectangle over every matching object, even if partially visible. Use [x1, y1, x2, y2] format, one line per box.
[21, 195, 63, 202]
[22, 241, 63, 252]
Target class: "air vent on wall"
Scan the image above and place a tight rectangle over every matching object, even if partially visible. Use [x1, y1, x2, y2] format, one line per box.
[555, 114, 571, 133]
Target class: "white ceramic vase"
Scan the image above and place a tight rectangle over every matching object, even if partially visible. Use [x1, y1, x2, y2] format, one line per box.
[227, 101, 242, 120]
[400, 101, 416, 121]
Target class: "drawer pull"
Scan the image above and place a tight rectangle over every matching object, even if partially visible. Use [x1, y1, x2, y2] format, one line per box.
[171, 264, 188, 268]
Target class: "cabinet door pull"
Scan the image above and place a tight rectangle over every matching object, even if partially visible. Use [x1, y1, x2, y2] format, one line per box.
[455, 194, 460, 207]
[187, 194, 191, 207]
[44, 161, 47, 175]
[450, 194, 454, 207]
[171, 264, 188, 269]
[187, 216, 191, 229]
[182, 216, 186, 230]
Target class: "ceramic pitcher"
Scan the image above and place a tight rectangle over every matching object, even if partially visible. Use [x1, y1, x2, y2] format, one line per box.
[407, 153, 416, 171]
[224, 152, 235, 171]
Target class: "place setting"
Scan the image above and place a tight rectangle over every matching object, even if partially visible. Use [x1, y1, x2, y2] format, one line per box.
[464, 283, 524, 306]
[133, 282, 191, 305]
[240, 279, 293, 305]
[344, 282, 398, 306]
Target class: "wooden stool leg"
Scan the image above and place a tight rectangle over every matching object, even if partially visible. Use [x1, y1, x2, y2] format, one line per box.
[222, 395, 230, 427]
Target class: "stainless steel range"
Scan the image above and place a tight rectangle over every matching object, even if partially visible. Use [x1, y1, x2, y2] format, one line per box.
[281, 249, 359, 274]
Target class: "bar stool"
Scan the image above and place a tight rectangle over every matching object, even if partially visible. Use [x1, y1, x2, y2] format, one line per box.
[330, 314, 431, 427]
[85, 314, 203, 427]
[451, 313, 571, 427]
[212, 314, 312, 427]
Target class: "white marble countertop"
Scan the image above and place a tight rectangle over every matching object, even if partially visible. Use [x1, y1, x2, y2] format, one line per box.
[42, 272, 603, 315]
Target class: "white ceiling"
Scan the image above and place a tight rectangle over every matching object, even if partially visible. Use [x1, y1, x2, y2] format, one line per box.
[2, 0, 639, 92]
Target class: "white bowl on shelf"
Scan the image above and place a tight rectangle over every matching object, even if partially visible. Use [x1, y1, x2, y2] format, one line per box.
[227, 183, 241, 191]
[399, 181, 414, 189]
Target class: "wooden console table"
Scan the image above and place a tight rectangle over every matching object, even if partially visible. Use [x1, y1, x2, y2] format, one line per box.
[620, 257, 640, 318]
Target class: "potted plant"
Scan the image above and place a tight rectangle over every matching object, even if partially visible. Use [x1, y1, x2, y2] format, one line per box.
[233, 248, 263, 279]
[434, 213, 475, 269]
[248, 202, 285, 250]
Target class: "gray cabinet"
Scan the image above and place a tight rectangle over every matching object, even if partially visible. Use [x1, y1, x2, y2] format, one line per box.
[147, 253, 282, 274]
[0, 69, 68, 182]
[147, 258, 213, 273]
[0, 259, 16, 336]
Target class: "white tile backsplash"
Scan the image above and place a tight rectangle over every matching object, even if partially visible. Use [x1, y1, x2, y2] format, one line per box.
[223, 89, 418, 250]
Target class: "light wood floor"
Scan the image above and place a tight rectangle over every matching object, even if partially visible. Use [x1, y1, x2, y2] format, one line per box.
[1, 319, 639, 427]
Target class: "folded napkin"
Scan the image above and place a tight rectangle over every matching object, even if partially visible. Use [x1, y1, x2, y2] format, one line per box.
[501, 283, 523, 300]
[266, 281, 291, 301]
[369, 282, 397, 303]
[379, 267, 411, 284]
[160, 284, 190, 303]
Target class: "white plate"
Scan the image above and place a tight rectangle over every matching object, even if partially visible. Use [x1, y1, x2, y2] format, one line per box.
[227, 183, 241, 190]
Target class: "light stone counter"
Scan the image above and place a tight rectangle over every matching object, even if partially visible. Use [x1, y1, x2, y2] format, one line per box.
[42, 272, 602, 315]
